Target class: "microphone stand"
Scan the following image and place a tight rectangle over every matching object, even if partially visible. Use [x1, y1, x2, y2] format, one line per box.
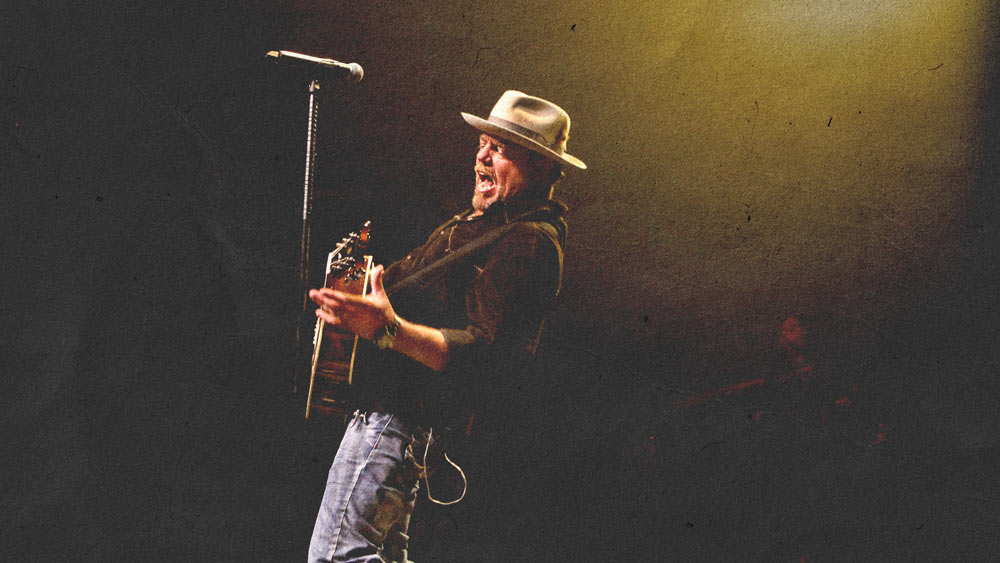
[293, 79, 321, 393]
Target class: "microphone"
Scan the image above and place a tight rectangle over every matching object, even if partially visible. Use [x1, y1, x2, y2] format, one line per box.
[266, 50, 364, 84]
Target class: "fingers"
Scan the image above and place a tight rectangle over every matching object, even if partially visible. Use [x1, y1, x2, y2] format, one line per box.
[315, 307, 340, 325]
[309, 287, 343, 302]
[308, 288, 330, 305]
[309, 287, 368, 328]
[309, 287, 360, 308]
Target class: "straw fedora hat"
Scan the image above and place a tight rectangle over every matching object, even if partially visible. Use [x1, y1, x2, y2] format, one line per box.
[461, 90, 586, 170]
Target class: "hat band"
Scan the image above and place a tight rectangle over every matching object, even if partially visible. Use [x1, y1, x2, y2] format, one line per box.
[487, 116, 563, 155]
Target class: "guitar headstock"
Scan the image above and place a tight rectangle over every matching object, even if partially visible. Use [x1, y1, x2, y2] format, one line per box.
[324, 221, 371, 286]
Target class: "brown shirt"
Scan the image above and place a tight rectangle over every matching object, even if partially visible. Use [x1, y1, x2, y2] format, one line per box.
[355, 197, 567, 427]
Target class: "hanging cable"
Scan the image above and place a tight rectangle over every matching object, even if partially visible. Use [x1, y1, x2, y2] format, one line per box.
[408, 428, 467, 506]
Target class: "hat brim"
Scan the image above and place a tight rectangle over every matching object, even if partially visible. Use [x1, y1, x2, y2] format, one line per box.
[461, 112, 587, 170]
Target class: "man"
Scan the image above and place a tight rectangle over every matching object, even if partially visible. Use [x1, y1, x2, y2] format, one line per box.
[307, 90, 586, 563]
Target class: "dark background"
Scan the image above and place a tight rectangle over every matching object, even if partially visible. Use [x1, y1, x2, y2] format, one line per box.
[4, 1, 1000, 560]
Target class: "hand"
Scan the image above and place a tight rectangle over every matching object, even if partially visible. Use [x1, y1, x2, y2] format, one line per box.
[309, 265, 395, 340]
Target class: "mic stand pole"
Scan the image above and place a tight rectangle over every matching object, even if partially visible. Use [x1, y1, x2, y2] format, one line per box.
[294, 79, 321, 393]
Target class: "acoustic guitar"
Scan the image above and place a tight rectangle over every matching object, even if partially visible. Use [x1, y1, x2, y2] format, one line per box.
[305, 222, 373, 419]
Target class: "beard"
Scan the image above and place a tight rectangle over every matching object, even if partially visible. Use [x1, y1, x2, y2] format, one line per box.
[471, 176, 503, 214]
[471, 189, 497, 213]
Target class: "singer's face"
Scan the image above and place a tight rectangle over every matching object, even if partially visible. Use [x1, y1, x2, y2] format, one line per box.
[471, 134, 536, 216]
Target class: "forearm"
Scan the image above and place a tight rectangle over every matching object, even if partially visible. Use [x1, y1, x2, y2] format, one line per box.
[390, 317, 450, 373]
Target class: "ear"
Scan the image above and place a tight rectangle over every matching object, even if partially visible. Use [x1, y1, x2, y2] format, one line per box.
[532, 156, 555, 176]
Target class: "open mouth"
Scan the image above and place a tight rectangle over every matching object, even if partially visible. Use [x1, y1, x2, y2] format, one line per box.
[476, 170, 496, 193]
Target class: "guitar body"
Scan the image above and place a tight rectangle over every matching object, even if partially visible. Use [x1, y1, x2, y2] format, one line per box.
[305, 222, 373, 419]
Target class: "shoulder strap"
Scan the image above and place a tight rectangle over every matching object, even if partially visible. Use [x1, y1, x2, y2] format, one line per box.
[386, 221, 522, 297]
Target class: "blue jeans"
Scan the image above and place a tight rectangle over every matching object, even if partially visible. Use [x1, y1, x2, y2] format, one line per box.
[308, 411, 422, 563]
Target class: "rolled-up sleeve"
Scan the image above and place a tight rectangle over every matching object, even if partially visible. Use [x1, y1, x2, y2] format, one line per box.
[440, 221, 562, 370]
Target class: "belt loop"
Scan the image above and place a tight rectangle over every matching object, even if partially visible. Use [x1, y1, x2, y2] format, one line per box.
[352, 409, 366, 425]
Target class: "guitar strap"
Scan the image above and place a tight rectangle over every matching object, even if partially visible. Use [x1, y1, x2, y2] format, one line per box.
[386, 217, 559, 298]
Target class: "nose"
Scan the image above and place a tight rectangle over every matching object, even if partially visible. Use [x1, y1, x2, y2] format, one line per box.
[476, 143, 491, 164]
